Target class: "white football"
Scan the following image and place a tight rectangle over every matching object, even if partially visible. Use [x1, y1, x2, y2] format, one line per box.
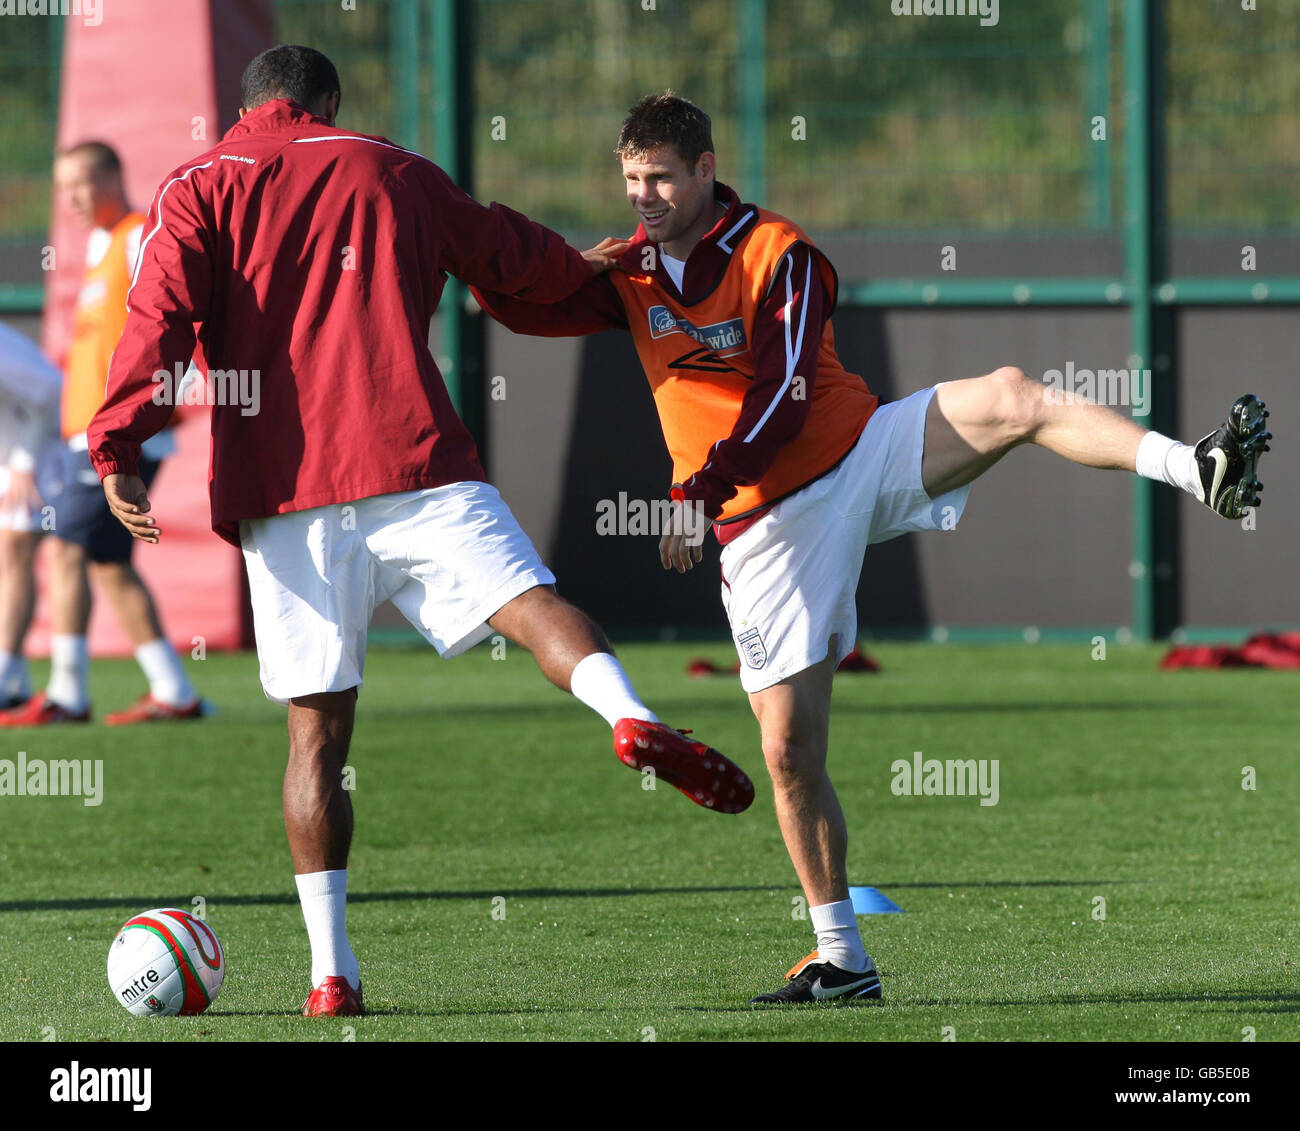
[107, 907, 225, 1016]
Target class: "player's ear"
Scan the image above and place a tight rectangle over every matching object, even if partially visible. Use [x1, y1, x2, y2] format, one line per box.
[325, 91, 340, 124]
[696, 151, 716, 183]
[238, 106, 247, 119]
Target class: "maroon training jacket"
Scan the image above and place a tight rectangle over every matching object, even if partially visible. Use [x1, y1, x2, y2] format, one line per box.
[88, 99, 589, 546]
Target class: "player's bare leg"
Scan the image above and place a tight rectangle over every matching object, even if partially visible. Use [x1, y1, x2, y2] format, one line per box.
[285, 689, 355, 873]
[487, 583, 613, 692]
[0, 535, 96, 724]
[747, 646, 844, 906]
[747, 638, 881, 1003]
[0, 529, 38, 705]
[922, 366, 1270, 516]
[921, 366, 1146, 498]
[46, 536, 92, 713]
[489, 583, 754, 813]
[286, 688, 363, 1014]
[90, 560, 200, 721]
[47, 535, 92, 635]
[88, 560, 165, 645]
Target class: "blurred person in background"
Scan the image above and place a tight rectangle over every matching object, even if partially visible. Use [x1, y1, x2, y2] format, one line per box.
[0, 324, 62, 708]
[0, 142, 202, 728]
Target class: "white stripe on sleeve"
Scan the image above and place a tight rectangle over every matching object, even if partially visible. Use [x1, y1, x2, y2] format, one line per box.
[743, 250, 811, 444]
[128, 161, 213, 309]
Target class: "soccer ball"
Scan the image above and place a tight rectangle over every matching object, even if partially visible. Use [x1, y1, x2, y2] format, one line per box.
[107, 907, 225, 1016]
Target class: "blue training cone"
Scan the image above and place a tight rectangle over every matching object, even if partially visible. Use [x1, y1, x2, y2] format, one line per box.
[849, 886, 903, 914]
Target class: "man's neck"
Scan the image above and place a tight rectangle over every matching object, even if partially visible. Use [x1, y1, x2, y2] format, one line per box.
[97, 204, 132, 232]
[660, 197, 728, 261]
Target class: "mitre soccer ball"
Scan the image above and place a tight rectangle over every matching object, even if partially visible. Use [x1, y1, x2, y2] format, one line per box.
[107, 907, 225, 1016]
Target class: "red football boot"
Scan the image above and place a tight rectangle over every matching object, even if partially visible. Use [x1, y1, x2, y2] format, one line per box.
[613, 718, 755, 814]
[0, 691, 90, 727]
[302, 976, 364, 1017]
[104, 696, 204, 726]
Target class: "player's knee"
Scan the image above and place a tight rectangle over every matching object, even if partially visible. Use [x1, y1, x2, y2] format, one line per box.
[88, 559, 131, 590]
[761, 732, 822, 786]
[48, 536, 86, 571]
[986, 365, 1040, 442]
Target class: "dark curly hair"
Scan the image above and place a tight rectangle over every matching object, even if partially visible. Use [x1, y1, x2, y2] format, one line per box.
[616, 92, 714, 171]
[241, 45, 340, 112]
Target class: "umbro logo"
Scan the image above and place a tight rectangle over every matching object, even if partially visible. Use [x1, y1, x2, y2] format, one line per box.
[668, 347, 737, 374]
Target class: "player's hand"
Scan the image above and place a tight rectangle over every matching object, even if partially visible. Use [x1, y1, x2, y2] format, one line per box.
[582, 237, 631, 275]
[0, 467, 40, 513]
[659, 497, 705, 574]
[103, 473, 159, 543]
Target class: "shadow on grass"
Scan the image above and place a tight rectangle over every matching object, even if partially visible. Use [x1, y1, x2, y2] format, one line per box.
[674, 990, 1300, 1015]
[209, 1006, 620, 1019]
[1, 878, 1137, 914]
[873, 879, 1139, 889]
[202, 1010, 304, 1018]
[0, 884, 772, 913]
[828, 699, 1233, 716]
[368, 698, 1230, 723]
[904, 991, 1300, 1012]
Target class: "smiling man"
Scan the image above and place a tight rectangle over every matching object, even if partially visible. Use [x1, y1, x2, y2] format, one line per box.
[472, 91, 1271, 1005]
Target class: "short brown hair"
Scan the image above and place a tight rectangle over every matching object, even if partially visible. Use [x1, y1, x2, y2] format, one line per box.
[616, 92, 714, 170]
[57, 140, 122, 177]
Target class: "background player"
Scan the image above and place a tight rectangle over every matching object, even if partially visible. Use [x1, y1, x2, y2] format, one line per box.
[471, 92, 1272, 1004]
[87, 48, 753, 1018]
[0, 143, 201, 728]
[0, 325, 62, 708]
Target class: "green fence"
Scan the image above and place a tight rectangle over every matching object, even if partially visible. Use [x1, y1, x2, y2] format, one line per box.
[2, 0, 1296, 637]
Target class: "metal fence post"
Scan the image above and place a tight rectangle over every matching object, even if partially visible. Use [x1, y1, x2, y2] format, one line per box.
[392, 0, 421, 150]
[1086, 0, 1112, 228]
[738, 0, 766, 203]
[433, 0, 487, 461]
[1124, 0, 1157, 641]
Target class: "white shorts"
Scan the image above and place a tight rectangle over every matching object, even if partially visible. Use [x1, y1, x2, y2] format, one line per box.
[0, 465, 40, 532]
[719, 385, 973, 693]
[239, 482, 555, 704]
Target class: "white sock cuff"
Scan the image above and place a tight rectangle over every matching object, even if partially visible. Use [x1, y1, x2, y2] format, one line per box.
[295, 869, 348, 900]
[809, 898, 857, 933]
[569, 651, 658, 728]
[1135, 431, 1176, 479]
[51, 634, 88, 663]
[134, 637, 175, 663]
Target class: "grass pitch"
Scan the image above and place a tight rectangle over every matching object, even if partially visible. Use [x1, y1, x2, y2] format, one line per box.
[1, 641, 1296, 1042]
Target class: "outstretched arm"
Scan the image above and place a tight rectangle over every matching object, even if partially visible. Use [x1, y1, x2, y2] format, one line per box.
[471, 249, 631, 338]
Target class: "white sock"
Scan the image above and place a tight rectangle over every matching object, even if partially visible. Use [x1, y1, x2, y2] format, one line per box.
[135, 638, 196, 707]
[809, 899, 869, 973]
[47, 634, 88, 713]
[0, 652, 29, 700]
[295, 869, 361, 991]
[569, 652, 658, 728]
[1135, 431, 1202, 499]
